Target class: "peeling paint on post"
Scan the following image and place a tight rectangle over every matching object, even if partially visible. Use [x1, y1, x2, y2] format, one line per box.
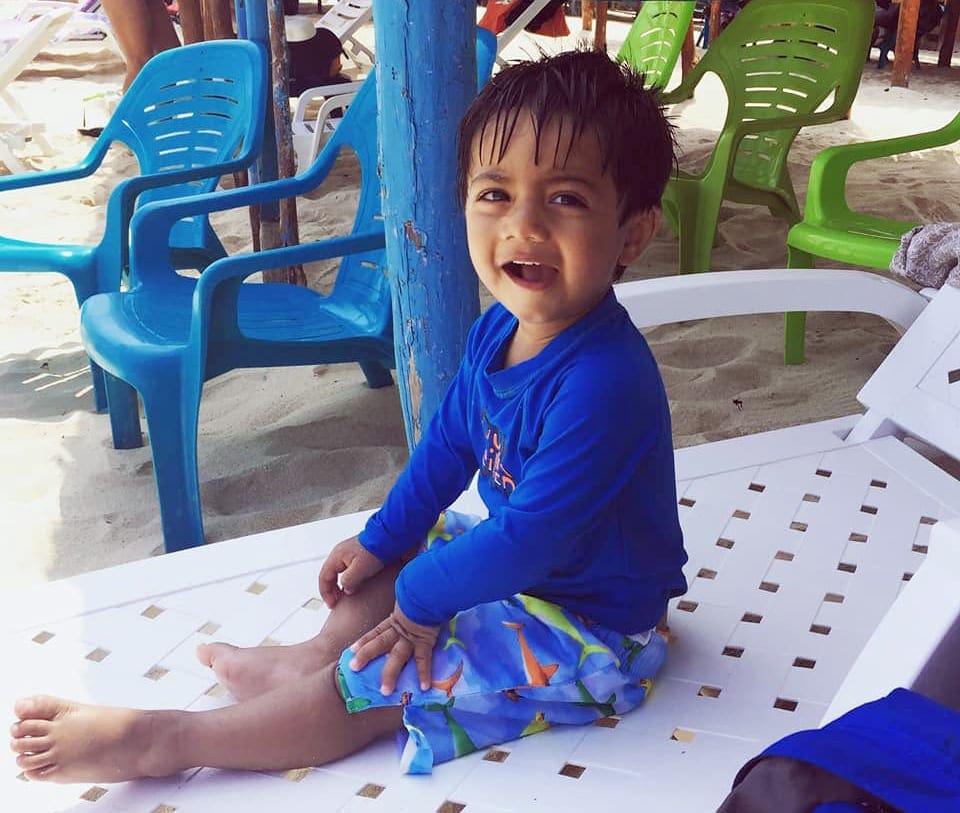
[374, 0, 480, 449]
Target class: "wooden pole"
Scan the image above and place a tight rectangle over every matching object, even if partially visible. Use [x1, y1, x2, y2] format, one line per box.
[892, 0, 920, 87]
[939, 0, 960, 67]
[594, 1, 607, 52]
[582, 0, 594, 32]
[708, 0, 721, 46]
[373, 0, 479, 448]
[263, 0, 305, 285]
[681, 17, 696, 76]
[179, 0, 204, 44]
[204, 0, 234, 39]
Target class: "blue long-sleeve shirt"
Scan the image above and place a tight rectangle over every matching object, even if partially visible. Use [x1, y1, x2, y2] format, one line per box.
[360, 289, 687, 633]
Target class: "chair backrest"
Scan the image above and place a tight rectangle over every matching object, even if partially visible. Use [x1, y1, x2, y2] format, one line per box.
[0, 8, 73, 89]
[318, 0, 374, 64]
[616, 1, 695, 91]
[100, 39, 267, 253]
[304, 27, 496, 325]
[304, 71, 387, 322]
[857, 282, 960, 463]
[694, 0, 873, 191]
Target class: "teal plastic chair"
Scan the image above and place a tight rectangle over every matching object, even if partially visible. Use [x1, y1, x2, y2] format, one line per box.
[0, 39, 267, 412]
[783, 110, 960, 364]
[80, 28, 498, 552]
[658, 0, 875, 274]
[616, 1, 695, 91]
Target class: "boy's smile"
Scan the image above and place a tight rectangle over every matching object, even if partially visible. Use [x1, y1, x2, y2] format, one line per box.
[464, 114, 657, 363]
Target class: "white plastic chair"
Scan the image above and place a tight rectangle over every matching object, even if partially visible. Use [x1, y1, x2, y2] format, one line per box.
[318, 0, 374, 66]
[4, 268, 960, 811]
[0, 7, 74, 173]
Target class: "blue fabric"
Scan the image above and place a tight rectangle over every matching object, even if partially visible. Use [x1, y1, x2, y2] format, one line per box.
[737, 688, 960, 813]
[360, 289, 687, 632]
[340, 511, 668, 773]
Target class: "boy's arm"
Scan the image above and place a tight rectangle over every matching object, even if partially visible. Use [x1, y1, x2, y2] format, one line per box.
[358, 361, 478, 564]
[396, 356, 672, 625]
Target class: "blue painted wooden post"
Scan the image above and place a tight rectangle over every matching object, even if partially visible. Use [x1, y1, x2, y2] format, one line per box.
[373, 0, 480, 449]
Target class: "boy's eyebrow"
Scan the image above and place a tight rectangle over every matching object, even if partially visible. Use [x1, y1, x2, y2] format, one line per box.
[468, 168, 603, 190]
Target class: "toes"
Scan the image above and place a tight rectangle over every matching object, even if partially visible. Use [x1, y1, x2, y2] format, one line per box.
[21, 763, 58, 781]
[196, 642, 237, 667]
[14, 695, 64, 722]
[11, 718, 52, 741]
[17, 750, 56, 771]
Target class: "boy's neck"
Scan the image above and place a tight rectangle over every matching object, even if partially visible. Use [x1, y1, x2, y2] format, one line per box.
[503, 326, 554, 368]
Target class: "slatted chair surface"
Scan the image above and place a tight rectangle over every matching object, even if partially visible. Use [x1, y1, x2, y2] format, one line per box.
[4, 272, 960, 811]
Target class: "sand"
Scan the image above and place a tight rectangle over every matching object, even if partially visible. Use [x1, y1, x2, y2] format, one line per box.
[1, 8, 959, 588]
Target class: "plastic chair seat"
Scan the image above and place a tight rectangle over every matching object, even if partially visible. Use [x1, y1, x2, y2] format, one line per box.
[84, 281, 392, 366]
[787, 216, 918, 270]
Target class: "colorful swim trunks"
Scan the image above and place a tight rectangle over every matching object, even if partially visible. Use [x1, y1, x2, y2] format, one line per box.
[336, 510, 668, 774]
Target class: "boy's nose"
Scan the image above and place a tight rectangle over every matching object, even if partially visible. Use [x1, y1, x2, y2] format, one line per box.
[504, 201, 547, 243]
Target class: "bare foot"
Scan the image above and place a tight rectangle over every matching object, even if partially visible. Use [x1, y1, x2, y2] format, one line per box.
[197, 640, 332, 701]
[10, 696, 182, 784]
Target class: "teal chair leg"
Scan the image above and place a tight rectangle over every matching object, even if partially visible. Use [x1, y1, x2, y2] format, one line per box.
[142, 379, 205, 552]
[89, 362, 108, 413]
[360, 360, 393, 389]
[784, 243, 815, 365]
[71, 276, 110, 413]
[105, 373, 144, 449]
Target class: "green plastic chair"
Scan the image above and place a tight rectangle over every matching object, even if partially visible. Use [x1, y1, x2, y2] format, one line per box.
[783, 110, 960, 364]
[616, 1, 695, 91]
[658, 0, 875, 275]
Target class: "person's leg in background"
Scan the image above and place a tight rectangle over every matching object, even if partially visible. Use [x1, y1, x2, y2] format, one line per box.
[101, 0, 180, 91]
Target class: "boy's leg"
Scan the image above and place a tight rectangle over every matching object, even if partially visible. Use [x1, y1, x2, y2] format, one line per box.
[197, 561, 402, 700]
[11, 662, 401, 784]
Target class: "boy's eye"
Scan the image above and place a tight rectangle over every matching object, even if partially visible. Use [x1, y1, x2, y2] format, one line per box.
[551, 192, 586, 207]
[477, 189, 508, 202]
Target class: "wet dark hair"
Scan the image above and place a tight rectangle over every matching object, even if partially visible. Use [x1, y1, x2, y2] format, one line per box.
[457, 48, 677, 221]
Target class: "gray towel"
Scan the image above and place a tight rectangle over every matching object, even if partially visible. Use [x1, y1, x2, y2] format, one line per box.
[890, 222, 960, 288]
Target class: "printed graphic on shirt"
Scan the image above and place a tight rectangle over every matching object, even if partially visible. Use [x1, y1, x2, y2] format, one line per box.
[481, 412, 516, 496]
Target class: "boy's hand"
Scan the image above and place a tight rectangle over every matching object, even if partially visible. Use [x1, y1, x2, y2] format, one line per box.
[318, 536, 384, 609]
[348, 603, 440, 695]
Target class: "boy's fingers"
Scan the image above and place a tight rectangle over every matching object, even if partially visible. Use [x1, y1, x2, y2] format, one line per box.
[379, 639, 413, 695]
[317, 557, 345, 608]
[414, 647, 433, 692]
[349, 623, 394, 670]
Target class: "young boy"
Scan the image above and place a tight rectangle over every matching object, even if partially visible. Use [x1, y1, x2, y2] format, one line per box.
[10, 48, 686, 783]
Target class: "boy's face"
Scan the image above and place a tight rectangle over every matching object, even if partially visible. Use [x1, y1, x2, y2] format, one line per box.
[464, 113, 658, 337]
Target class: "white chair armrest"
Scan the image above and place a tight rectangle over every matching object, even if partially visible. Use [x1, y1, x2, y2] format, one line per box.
[614, 269, 927, 332]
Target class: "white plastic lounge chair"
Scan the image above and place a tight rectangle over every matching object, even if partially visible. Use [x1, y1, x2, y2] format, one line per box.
[0, 7, 74, 173]
[19, 1, 113, 43]
[3, 267, 960, 811]
[318, 0, 374, 67]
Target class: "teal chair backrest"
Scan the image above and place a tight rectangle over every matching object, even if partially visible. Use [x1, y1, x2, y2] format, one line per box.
[96, 39, 267, 255]
[308, 25, 498, 325]
[688, 0, 873, 192]
[616, 1, 695, 90]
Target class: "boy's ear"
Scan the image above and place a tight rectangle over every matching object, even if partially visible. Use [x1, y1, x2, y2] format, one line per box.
[618, 207, 661, 267]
